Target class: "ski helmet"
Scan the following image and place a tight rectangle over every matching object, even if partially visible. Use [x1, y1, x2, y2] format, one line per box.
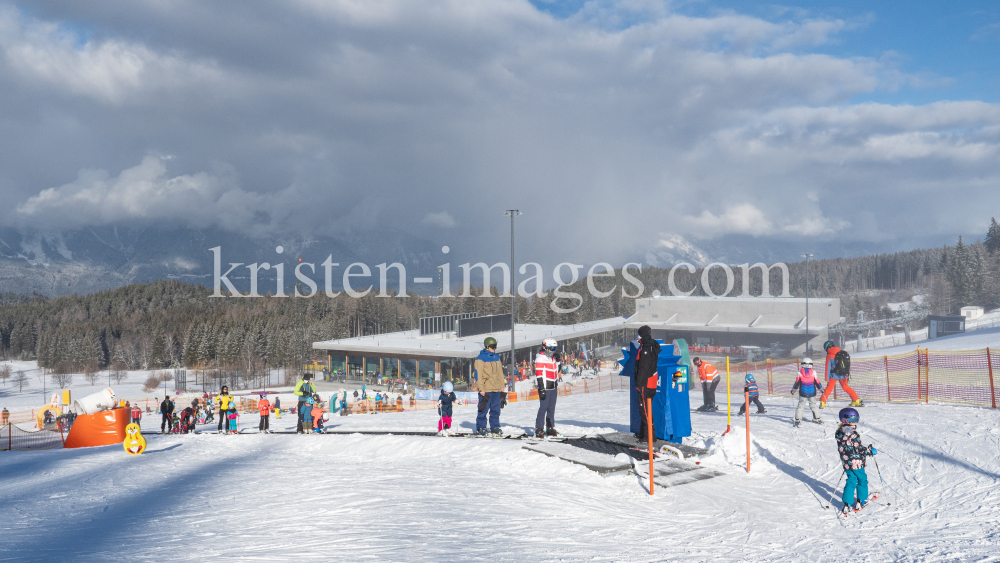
[543, 338, 557, 350]
[824, 341, 835, 351]
[442, 381, 454, 393]
[839, 407, 860, 424]
[259, 392, 267, 397]
[746, 373, 756, 382]
[484, 336, 498, 349]
[802, 357, 813, 366]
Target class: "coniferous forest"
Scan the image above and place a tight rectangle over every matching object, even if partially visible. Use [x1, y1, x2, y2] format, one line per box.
[2, 222, 999, 377]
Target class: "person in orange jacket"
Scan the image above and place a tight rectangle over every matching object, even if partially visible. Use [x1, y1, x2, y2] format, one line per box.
[819, 341, 862, 408]
[311, 394, 328, 433]
[693, 357, 721, 412]
[257, 392, 272, 433]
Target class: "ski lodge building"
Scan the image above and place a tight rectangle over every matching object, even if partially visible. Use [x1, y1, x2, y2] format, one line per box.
[311, 295, 842, 384]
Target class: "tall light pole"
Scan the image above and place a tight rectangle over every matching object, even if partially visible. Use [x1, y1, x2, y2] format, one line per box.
[802, 253, 813, 355]
[504, 210, 521, 391]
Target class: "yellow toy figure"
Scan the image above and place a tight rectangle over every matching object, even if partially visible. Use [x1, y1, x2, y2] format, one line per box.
[124, 423, 146, 455]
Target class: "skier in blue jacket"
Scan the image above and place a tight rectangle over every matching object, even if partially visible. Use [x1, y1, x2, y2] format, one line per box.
[737, 373, 766, 415]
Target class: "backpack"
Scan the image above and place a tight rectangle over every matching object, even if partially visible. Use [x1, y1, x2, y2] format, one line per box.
[832, 350, 851, 376]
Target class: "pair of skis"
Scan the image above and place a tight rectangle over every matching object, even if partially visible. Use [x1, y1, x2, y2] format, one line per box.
[837, 492, 888, 520]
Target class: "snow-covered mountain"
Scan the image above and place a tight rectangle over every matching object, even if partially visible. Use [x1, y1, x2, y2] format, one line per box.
[641, 233, 954, 268]
[0, 226, 442, 296]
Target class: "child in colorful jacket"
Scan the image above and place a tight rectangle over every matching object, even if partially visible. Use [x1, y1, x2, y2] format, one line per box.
[835, 407, 876, 513]
[790, 358, 824, 425]
[226, 405, 239, 434]
[311, 395, 327, 433]
[738, 374, 766, 415]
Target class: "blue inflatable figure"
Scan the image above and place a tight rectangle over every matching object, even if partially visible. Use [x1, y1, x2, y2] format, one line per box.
[618, 339, 692, 442]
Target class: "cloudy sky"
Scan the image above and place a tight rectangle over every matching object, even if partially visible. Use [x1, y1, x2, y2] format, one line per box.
[1, 0, 998, 265]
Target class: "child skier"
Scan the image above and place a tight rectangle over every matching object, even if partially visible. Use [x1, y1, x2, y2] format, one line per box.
[226, 404, 239, 434]
[438, 381, 457, 434]
[301, 396, 314, 434]
[738, 373, 766, 415]
[311, 394, 327, 433]
[258, 392, 271, 433]
[790, 358, 823, 426]
[835, 407, 877, 513]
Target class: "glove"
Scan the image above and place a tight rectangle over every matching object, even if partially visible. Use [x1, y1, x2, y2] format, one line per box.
[539, 389, 547, 400]
[869, 446, 877, 456]
[501, 394, 508, 409]
[478, 395, 488, 412]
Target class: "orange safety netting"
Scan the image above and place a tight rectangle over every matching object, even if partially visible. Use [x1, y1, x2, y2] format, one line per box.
[719, 348, 1000, 409]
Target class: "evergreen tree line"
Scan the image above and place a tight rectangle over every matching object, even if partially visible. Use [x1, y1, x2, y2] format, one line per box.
[3, 223, 998, 374]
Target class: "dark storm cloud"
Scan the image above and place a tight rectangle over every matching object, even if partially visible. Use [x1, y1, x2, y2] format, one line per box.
[0, 0, 998, 266]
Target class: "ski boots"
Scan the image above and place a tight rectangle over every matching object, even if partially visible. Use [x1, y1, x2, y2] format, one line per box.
[545, 427, 559, 437]
[490, 427, 503, 437]
[756, 409, 767, 414]
[535, 427, 546, 437]
[792, 419, 801, 427]
[850, 400, 865, 407]
[812, 417, 823, 424]
[842, 504, 852, 515]
[476, 428, 489, 437]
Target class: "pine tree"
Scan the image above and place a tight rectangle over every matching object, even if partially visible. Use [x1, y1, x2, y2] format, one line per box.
[986, 218, 1000, 254]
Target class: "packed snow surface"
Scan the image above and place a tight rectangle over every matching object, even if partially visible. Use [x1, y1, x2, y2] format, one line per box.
[2, 386, 1000, 561]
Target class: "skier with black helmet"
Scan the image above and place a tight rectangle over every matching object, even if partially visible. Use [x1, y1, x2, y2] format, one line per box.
[633, 325, 661, 441]
[821, 340, 863, 408]
[474, 336, 505, 436]
[835, 407, 877, 513]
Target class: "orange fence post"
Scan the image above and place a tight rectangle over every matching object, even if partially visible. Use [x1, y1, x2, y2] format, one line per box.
[924, 349, 930, 404]
[744, 388, 751, 473]
[646, 397, 654, 496]
[767, 359, 772, 395]
[884, 355, 891, 402]
[917, 348, 922, 403]
[988, 348, 996, 409]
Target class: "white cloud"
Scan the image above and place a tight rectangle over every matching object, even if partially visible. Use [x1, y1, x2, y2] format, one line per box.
[15, 156, 277, 231]
[0, 1, 997, 264]
[422, 211, 456, 228]
[682, 203, 774, 236]
[0, 7, 223, 104]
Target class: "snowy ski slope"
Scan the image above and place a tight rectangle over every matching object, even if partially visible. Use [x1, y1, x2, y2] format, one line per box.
[2, 386, 999, 561]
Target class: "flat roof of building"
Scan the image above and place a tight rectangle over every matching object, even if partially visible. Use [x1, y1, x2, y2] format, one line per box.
[312, 316, 630, 360]
[312, 296, 845, 359]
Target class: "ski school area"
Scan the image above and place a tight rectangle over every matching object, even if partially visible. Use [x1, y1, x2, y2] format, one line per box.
[3, 331, 1000, 561]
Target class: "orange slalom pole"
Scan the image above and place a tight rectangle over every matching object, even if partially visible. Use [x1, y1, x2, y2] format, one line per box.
[744, 389, 750, 473]
[646, 397, 654, 496]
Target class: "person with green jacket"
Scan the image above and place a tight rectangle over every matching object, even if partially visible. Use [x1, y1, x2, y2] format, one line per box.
[294, 374, 315, 434]
[474, 337, 505, 436]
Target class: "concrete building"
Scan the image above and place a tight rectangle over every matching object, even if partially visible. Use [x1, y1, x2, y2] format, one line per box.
[625, 296, 841, 356]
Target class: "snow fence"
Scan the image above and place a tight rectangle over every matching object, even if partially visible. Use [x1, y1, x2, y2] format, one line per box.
[722, 347, 1000, 408]
[1, 423, 65, 451]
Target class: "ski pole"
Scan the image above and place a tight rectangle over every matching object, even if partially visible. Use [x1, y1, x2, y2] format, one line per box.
[871, 454, 892, 506]
[825, 471, 845, 509]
